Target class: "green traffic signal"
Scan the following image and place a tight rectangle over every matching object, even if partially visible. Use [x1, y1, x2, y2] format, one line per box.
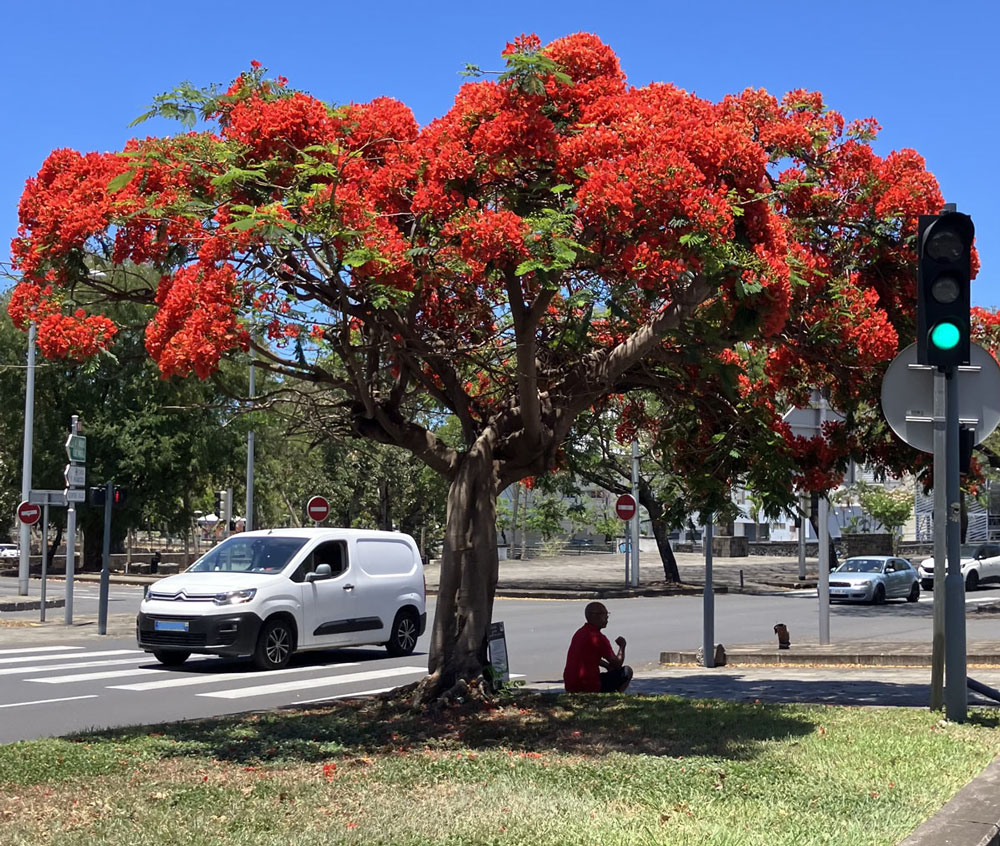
[930, 322, 961, 351]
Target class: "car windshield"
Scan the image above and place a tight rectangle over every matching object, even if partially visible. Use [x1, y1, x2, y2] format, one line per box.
[187, 536, 307, 574]
[961, 544, 981, 558]
[835, 559, 885, 574]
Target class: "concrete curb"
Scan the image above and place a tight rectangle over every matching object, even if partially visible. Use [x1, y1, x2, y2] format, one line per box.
[899, 756, 1000, 846]
[660, 650, 1000, 667]
[0, 598, 65, 612]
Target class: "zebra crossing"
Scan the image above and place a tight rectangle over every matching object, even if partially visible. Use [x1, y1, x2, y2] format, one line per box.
[0, 644, 429, 711]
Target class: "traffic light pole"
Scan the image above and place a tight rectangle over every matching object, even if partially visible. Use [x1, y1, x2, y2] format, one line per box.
[97, 480, 113, 636]
[930, 371, 946, 710]
[944, 370, 967, 722]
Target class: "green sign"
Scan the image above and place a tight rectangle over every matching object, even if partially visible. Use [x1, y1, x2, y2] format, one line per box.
[65, 434, 87, 463]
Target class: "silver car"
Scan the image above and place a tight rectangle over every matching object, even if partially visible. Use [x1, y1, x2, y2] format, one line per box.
[828, 556, 921, 604]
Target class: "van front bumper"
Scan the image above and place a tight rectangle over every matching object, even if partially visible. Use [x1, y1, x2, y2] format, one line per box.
[137, 610, 263, 657]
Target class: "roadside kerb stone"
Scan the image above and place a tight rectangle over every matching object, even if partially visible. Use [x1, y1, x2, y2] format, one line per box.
[0, 598, 65, 613]
[899, 755, 1000, 846]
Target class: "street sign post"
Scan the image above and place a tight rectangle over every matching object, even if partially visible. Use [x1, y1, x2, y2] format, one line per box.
[881, 342, 1000, 724]
[615, 494, 636, 586]
[16, 501, 41, 526]
[306, 495, 330, 523]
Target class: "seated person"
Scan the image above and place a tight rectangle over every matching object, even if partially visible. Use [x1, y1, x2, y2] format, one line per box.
[563, 602, 633, 693]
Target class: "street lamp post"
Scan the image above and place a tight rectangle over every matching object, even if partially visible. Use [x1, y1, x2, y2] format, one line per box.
[18, 323, 36, 596]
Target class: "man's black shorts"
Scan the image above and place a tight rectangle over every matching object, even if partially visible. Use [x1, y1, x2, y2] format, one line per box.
[599, 664, 633, 692]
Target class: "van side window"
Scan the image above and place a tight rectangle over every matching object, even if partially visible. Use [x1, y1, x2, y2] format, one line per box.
[291, 541, 347, 582]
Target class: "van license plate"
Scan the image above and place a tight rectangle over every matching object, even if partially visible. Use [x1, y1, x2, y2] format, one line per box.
[154, 620, 188, 632]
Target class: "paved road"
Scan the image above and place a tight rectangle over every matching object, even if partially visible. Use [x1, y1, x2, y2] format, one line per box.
[3, 587, 1000, 742]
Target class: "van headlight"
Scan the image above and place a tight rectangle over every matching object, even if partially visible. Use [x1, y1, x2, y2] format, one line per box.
[213, 589, 257, 606]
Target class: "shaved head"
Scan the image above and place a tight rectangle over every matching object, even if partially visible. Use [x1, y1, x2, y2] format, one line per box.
[585, 602, 608, 625]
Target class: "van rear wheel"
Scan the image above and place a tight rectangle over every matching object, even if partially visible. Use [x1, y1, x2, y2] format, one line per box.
[152, 650, 189, 666]
[386, 610, 419, 657]
[254, 618, 294, 670]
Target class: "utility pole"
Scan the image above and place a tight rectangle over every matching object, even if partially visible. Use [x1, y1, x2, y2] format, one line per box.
[64, 415, 79, 625]
[246, 345, 255, 532]
[18, 323, 36, 596]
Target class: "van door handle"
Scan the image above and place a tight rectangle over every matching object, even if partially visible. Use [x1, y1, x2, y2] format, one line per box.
[343, 583, 355, 592]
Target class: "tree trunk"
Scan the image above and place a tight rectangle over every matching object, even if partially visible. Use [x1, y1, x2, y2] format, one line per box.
[649, 517, 681, 582]
[417, 432, 500, 703]
[48, 523, 63, 563]
[641, 495, 680, 582]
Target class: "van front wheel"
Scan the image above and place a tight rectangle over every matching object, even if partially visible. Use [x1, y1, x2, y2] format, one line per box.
[254, 618, 294, 670]
[153, 650, 189, 666]
[386, 610, 419, 657]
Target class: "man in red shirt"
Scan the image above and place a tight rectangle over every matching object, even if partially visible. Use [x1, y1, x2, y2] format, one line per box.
[563, 602, 633, 693]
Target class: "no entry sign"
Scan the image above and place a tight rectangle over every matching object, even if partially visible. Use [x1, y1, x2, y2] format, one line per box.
[17, 501, 41, 526]
[306, 495, 330, 523]
[615, 494, 637, 521]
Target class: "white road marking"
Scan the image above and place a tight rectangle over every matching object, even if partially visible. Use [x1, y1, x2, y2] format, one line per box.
[0, 649, 139, 666]
[198, 666, 426, 700]
[28, 668, 171, 684]
[110, 662, 362, 691]
[0, 645, 86, 656]
[0, 657, 153, 677]
[0, 646, 87, 655]
[0, 695, 98, 710]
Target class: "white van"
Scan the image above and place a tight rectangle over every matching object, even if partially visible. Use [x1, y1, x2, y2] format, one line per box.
[136, 528, 426, 670]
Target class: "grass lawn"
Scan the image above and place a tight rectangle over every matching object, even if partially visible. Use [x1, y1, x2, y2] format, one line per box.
[1, 691, 998, 845]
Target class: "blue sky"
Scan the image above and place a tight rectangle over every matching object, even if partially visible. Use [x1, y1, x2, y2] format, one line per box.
[3, 0, 997, 306]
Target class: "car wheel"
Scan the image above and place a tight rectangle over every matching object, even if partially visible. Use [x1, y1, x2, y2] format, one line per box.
[253, 617, 294, 670]
[966, 570, 980, 592]
[907, 582, 920, 603]
[385, 609, 419, 657]
[872, 584, 886, 605]
[152, 650, 190, 666]
[921, 579, 934, 591]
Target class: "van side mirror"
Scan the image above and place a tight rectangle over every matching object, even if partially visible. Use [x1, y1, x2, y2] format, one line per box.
[306, 563, 333, 582]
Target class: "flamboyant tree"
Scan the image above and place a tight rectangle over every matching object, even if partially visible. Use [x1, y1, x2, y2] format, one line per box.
[9, 34, 956, 699]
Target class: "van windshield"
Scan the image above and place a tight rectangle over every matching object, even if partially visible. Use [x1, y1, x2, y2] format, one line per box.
[187, 536, 308, 574]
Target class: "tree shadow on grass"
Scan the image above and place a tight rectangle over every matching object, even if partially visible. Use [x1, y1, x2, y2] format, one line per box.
[77, 691, 815, 766]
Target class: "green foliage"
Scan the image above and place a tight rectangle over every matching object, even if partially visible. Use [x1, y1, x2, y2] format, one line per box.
[836, 482, 913, 549]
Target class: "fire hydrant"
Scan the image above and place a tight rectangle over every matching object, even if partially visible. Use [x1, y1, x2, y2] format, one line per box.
[774, 623, 790, 650]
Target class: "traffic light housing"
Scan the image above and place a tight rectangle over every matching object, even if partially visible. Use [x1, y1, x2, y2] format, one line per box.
[917, 211, 974, 370]
[89, 485, 127, 507]
[215, 490, 227, 516]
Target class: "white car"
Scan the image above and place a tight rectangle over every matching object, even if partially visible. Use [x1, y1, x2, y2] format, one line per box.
[918, 543, 1000, 592]
[0, 544, 19, 560]
[137, 528, 426, 669]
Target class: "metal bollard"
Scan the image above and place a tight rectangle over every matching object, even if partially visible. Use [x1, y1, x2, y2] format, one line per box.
[774, 622, 790, 649]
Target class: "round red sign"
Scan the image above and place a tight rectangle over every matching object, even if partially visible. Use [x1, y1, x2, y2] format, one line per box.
[306, 495, 330, 523]
[615, 494, 637, 521]
[17, 501, 41, 526]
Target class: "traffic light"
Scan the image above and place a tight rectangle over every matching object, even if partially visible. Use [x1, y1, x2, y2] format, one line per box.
[88, 485, 127, 507]
[215, 490, 227, 516]
[917, 210, 974, 370]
